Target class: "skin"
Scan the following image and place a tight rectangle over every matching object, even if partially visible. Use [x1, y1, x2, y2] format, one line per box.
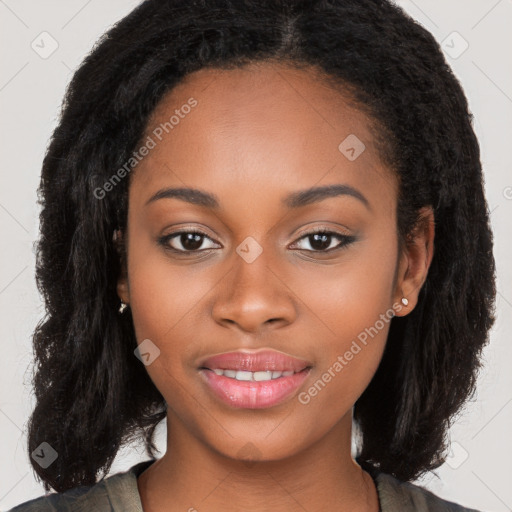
[117, 60, 435, 512]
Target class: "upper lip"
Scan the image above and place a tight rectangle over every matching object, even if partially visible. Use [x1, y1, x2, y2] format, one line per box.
[199, 349, 312, 373]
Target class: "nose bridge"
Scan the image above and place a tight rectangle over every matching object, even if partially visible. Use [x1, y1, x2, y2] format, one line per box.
[232, 234, 274, 293]
[212, 234, 296, 332]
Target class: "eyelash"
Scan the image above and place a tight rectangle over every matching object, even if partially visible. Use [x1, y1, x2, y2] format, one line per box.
[158, 226, 356, 255]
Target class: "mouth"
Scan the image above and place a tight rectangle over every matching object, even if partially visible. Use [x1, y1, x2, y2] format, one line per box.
[199, 348, 311, 373]
[198, 349, 312, 409]
[201, 368, 304, 381]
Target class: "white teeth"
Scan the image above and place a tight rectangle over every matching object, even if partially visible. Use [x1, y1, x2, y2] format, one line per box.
[253, 371, 273, 381]
[209, 369, 299, 381]
[235, 371, 253, 381]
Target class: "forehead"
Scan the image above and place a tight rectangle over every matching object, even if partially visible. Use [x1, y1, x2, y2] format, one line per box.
[130, 61, 397, 214]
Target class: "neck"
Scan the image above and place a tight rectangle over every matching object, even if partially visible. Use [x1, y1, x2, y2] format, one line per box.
[137, 411, 379, 512]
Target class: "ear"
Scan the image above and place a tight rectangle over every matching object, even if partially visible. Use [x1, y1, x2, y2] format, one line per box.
[393, 206, 435, 316]
[114, 229, 130, 304]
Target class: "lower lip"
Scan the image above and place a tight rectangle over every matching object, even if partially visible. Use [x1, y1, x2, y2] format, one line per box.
[199, 368, 311, 409]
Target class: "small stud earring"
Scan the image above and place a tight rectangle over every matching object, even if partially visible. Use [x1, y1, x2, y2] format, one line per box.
[119, 301, 128, 313]
[401, 297, 409, 306]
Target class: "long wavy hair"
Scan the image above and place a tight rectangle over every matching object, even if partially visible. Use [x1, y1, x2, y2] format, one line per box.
[27, 0, 496, 492]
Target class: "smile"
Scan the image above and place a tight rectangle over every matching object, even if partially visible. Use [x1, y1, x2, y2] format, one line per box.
[209, 369, 297, 381]
[198, 349, 312, 409]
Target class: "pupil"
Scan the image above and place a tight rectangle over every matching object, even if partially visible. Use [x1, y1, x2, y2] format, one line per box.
[311, 233, 330, 251]
[182, 233, 203, 251]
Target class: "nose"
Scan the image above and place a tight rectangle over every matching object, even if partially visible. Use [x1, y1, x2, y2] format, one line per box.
[211, 243, 297, 335]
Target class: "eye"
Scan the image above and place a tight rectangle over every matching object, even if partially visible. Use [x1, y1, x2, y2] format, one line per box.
[290, 227, 356, 253]
[158, 226, 356, 255]
[158, 229, 220, 253]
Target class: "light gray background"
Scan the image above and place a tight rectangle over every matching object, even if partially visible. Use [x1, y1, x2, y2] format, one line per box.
[0, 1, 511, 510]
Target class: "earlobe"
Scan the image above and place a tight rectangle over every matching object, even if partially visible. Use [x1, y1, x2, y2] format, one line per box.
[114, 229, 130, 304]
[394, 206, 435, 315]
[117, 277, 130, 305]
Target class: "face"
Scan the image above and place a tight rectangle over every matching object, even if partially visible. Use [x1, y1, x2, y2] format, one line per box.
[117, 61, 427, 462]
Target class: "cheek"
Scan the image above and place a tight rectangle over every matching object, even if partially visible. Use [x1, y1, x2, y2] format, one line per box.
[126, 235, 224, 373]
[294, 291, 393, 423]
[292, 232, 398, 409]
[293, 228, 397, 338]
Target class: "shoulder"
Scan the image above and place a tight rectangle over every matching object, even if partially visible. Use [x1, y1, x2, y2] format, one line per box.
[6, 481, 111, 512]
[7, 459, 155, 512]
[375, 472, 481, 512]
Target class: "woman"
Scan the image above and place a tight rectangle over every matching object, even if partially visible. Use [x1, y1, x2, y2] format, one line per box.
[9, 0, 496, 510]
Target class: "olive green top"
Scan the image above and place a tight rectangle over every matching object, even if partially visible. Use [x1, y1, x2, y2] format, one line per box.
[8, 459, 480, 511]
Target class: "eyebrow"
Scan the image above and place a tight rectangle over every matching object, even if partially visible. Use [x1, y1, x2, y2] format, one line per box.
[145, 184, 370, 211]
